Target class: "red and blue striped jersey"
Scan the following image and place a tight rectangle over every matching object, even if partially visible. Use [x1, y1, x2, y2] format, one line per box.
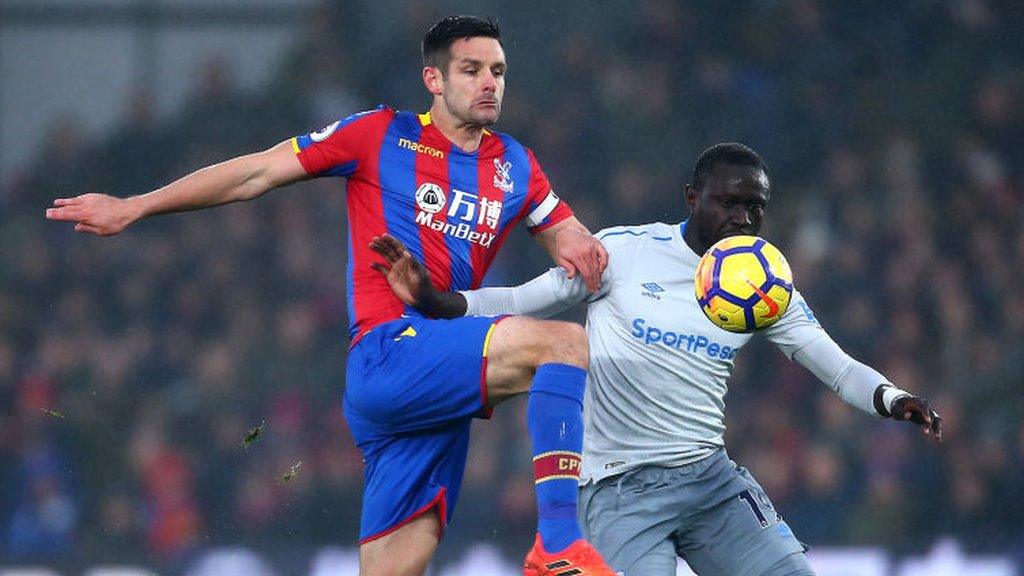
[291, 106, 574, 341]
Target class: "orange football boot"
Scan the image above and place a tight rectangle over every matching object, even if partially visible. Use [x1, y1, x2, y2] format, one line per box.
[522, 534, 617, 575]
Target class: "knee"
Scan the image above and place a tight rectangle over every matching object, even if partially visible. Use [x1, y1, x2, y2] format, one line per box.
[534, 321, 589, 369]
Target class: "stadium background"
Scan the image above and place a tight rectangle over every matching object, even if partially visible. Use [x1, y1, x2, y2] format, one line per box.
[2, 0, 1022, 574]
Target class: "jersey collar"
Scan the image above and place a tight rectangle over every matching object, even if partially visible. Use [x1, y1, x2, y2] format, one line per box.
[676, 220, 702, 260]
[418, 111, 492, 136]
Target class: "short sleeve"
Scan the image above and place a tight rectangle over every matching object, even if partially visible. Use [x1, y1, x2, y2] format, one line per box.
[290, 107, 392, 178]
[522, 148, 574, 233]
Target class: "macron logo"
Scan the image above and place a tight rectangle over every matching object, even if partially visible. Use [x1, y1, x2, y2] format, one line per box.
[397, 138, 445, 159]
[641, 282, 665, 300]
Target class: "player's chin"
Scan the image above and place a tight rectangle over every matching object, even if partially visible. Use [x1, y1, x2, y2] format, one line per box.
[719, 227, 754, 239]
[470, 106, 500, 126]
[714, 231, 739, 244]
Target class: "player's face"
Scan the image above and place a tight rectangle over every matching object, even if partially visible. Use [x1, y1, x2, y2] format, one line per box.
[438, 37, 506, 127]
[685, 163, 769, 253]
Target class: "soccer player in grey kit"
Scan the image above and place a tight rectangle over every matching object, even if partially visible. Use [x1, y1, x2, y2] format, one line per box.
[369, 143, 942, 576]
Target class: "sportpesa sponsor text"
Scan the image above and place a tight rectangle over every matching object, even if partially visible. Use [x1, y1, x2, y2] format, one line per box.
[631, 318, 738, 360]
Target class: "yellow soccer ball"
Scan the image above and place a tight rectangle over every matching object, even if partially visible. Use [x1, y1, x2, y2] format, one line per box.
[694, 235, 793, 333]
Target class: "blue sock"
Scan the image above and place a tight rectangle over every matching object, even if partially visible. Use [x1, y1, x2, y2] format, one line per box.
[528, 362, 586, 553]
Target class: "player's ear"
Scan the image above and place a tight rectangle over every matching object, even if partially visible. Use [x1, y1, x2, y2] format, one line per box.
[684, 184, 698, 211]
[423, 66, 444, 96]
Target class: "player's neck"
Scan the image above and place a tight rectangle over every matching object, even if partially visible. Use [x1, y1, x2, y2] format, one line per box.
[428, 105, 485, 152]
[682, 226, 707, 256]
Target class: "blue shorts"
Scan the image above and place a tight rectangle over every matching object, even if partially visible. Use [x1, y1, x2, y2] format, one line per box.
[343, 315, 507, 543]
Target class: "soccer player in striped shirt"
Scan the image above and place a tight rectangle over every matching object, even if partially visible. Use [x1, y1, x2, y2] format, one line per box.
[46, 15, 615, 576]
[370, 143, 943, 576]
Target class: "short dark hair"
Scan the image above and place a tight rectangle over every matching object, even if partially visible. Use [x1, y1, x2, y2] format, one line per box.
[692, 142, 768, 190]
[422, 15, 501, 73]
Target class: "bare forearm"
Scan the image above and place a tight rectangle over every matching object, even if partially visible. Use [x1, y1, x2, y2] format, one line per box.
[127, 140, 305, 223]
[45, 141, 306, 236]
[535, 216, 592, 261]
[132, 154, 274, 219]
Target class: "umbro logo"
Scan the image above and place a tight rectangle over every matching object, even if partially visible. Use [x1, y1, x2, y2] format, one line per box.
[641, 282, 665, 300]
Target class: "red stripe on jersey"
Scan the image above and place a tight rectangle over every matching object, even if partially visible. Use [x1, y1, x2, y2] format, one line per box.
[414, 131, 453, 293]
[347, 121, 401, 339]
[532, 451, 582, 484]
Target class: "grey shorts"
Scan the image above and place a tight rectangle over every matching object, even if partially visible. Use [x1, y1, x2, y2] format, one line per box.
[579, 449, 812, 576]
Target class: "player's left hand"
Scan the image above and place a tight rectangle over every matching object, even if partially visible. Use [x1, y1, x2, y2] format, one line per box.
[555, 227, 608, 293]
[891, 395, 942, 443]
[369, 234, 433, 307]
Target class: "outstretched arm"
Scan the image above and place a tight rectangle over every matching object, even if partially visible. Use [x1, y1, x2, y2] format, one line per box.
[793, 335, 943, 442]
[45, 140, 307, 236]
[370, 234, 587, 319]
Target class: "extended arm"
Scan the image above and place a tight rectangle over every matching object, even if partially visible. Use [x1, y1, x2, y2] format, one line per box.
[369, 234, 586, 319]
[46, 140, 307, 235]
[461, 269, 585, 318]
[793, 334, 942, 441]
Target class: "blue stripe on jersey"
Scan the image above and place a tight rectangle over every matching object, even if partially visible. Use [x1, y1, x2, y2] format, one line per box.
[295, 134, 316, 150]
[323, 160, 358, 178]
[496, 134, 531, 231]
[446, 154, 476, 291]
[346, 225, 356, 337]
[597, 229, 672, 241]
[378, 112, 423, 260]
[378, 112, 426, 318]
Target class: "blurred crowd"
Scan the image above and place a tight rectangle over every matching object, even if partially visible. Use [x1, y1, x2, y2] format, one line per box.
[2, 0, 1023, 571]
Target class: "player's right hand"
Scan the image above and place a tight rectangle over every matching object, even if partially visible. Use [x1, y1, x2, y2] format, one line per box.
[45, 193, 135, 236]
[891, 395, 943, 443]
[554, 226, 608, 294]
[370, 234, 433, 307]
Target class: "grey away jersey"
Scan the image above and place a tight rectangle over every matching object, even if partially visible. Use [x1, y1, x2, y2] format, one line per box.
[462, 221, 888, 484]
[579, 222, 829, 482]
